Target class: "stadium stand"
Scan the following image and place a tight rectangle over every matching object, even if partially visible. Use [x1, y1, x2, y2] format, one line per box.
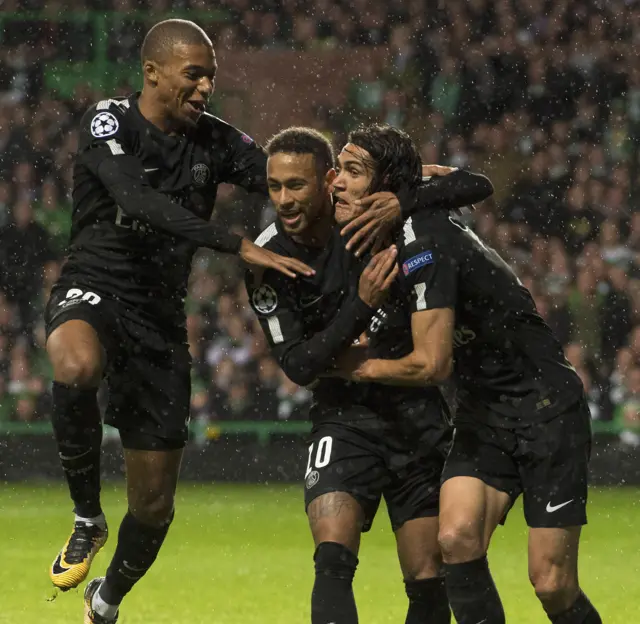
[1, 0, 639, 450]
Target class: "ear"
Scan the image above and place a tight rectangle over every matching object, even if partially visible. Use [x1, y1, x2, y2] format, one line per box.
[324, 168, 337, 188]
[143, 61, 160, 87]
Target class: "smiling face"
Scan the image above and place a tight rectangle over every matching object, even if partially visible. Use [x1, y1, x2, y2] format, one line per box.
[266, 152, 335, 240]
[144, 42, 216, 128]
[332, 143, 375, 226]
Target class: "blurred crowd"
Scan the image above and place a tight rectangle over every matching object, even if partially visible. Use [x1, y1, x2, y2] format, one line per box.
[1, 0, 640, 447]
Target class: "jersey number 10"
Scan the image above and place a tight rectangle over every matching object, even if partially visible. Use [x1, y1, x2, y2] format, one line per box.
[305, 436, 333, 478]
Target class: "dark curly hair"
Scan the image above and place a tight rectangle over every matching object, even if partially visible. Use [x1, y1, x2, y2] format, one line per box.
[266, 126, 335, 178]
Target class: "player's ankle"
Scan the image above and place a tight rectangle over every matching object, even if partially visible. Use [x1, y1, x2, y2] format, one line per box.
[75, 512, 107, 529]
[92, 581, 120, 619]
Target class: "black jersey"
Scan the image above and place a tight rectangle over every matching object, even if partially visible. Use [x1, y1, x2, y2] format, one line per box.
[245, 220, 450, 424]
[245, 169, 494, 420]
[396, 210, 584, 428]
[245, 221, 376, 415]
[59, 93, 267, 329]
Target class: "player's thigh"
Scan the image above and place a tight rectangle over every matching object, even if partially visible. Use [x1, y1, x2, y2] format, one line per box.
[106, 325, 192, 451]
[304, 421, 388, 549]
[518, 400, 592, 529]
[307, 492, 366, 554]
[528, 526, 581, 600]
[45, 286, 113, 385]
[439, 423, 517, 557]
[124, 447, 184, 525]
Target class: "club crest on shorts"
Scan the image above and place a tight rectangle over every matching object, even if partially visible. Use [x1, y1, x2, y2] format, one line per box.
[306, 470, 319, 489]
[252, 284, 278, 314]
[191, 163, 211, 187]
[90, 112, 119, 138]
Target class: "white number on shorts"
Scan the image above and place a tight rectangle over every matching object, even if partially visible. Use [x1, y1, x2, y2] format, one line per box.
[305, 435, 333, 477]
[58, 288, 102, 306]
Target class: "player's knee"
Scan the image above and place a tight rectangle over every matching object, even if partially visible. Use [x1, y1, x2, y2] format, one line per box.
[314, 541, 358, 582]
[402, 552, 443, 581]
[51, 348, 103, 387]
[530, 566, 579, 612]
[130, 489, 175, 527]
[438, 523, 484, 563]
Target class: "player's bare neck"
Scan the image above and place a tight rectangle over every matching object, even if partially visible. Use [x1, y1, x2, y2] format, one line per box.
[292, 219, 333, 248]
[138, 90, 182, 135]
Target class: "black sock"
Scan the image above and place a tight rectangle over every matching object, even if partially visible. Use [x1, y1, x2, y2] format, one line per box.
[312, 541, 359, 624]
[443, 556, 505, 624]
[99, 511, 173, 606]
[405, 577, 451, 624]
[549, 591, 602, 624]
[51, 381, 102, 518]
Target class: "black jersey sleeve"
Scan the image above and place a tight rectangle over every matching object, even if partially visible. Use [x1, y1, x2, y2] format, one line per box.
[216, 124, 269, 195]
[245, 269, 375, 386]
[77, 102, 243, 253]
[399, 218, 458, 314]
[400, 169, 494, 219]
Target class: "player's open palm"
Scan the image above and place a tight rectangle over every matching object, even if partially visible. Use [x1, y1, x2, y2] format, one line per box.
[341, 192, 402, 257]
[358, 246, 398, 308]
[240, 239, 315, 278]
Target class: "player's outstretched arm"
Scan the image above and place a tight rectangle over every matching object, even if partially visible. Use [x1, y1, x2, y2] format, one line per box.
[341, 167, 493, 256]
[240, 239, 314, 278]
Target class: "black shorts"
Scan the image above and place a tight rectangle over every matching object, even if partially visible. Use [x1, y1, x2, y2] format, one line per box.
[442, 398, 592, 528]
[304, 403, 452, 532]
[45, 285, 191, 450]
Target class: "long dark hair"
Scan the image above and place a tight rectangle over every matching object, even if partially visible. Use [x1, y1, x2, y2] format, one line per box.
[347, 124, 422, 195]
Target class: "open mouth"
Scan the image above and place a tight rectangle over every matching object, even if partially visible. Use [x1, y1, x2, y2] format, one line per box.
[186, 100, 206, 116]
[334, 197, 350, 208]
[279, 212, 303, 227]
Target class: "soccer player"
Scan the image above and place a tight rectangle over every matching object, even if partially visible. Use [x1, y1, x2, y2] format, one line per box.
[245, 127, 493, 624]
[44, 18, 323, 624]
[333, 125, 602, 624]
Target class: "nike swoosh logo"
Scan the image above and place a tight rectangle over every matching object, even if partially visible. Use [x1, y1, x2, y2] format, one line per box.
[300, 295, 323, 308]
[123, 560, 146, 573]
[546, 499, 573, 513]
[144, 167, 159, 173]
[51, 553, 72, 575]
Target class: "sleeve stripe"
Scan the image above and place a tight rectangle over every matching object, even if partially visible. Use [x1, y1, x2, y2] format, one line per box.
[106, 139, 124, 155]
[414, 282, 427, 311]
[97, 98, 130, 111]
[403, 217, 416, 244]
[255, 223, 278, 247]
[267, 316, 284, 344]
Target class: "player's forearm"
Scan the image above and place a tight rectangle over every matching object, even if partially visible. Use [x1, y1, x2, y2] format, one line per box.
[357, 352, 452, 387]
[98, 157, 243, 253]
[401, 169, 494, 219]
[279, 298, 374, 386]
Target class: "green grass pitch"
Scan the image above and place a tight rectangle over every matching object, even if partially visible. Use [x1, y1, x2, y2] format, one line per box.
[0, 483, 637, 623]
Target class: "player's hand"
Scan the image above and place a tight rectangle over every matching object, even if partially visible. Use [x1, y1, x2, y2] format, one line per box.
[358, 246, 398, 308]
[239, 239, 315, 278]
[422, 164, 457, 178]
[341, 192, 402, 257]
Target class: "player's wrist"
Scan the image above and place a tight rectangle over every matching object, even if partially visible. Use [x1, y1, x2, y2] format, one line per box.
[354, 295, 376, 315]
[353, 358, 376, 382]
